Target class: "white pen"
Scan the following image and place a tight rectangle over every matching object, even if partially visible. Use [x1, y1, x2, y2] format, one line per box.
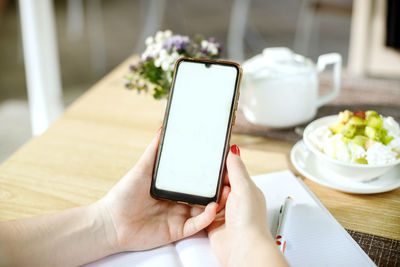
[275, 196, 293, 254]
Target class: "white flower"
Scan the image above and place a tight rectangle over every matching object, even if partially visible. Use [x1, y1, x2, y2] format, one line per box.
[153, 43, 163, 55]
[164, 30, 172, 37]
[141, 52, 149, 61]
[155, 31, 164, 43]
[145, 36, 154, 46]
[200, 40, 219, 55]
[142, 44, 156, 59]
[170, 52, 180, 62]
[154, 58, 162, 67]
[208, 43, 218, 55]
[137, 78, 145, 87]
[161, 60, 170, 71]
[166, 71, 172, 82]
[159, 49, 168, 61]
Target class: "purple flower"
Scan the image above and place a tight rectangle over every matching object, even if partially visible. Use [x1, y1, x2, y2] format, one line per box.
[163, 35, 190, 53]
[126, 30, 222, 99]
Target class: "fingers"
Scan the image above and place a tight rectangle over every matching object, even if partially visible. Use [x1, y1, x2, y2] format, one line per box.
[206, 214, 225, 234]
[134, 127, 162, 172]
[226, 145, 251, 190]
[218, 185, 230, 211]
[183, 202, 218, 237]
[223, 169, 230, 185]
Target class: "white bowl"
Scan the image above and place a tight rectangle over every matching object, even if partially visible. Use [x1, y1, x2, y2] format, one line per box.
[303, 115, 400, 182]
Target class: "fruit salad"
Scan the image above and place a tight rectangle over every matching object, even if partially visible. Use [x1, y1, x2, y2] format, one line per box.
[309, 110, 400, 165]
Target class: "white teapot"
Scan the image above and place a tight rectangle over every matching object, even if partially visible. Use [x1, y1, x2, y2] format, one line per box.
[240, 47, 341, 128]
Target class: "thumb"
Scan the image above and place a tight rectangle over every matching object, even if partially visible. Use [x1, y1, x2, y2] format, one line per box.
[183, 202, 218, 237]
[226, 145, 251, 190]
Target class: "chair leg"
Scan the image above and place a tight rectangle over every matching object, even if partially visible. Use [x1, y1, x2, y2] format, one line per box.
[227, 0, 251, 62]
[87, 0, 107, 77]
[18, 0, 64, 135]
[135, 0, 166, 53]
[293, 0, 317, 56]
[66, 0, 85, 42]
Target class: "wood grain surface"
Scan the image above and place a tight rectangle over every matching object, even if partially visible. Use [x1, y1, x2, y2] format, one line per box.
[0, 55, 399, 240]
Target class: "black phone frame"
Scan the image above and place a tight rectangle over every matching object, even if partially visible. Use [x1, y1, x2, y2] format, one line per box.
[150, 57, 242, 206]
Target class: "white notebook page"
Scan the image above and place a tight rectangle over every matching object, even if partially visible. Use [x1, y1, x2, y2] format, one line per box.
[175, 231, 220, 267]
[253, 171, 375, 267]
[85, 170, 375, 267]
[84, 244, 183, 267]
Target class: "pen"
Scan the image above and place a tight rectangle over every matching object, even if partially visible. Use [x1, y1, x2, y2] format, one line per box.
[275, 196, 293, 254]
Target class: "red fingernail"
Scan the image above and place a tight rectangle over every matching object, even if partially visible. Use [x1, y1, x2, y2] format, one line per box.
[231, 144, 240, 156]
[158, 126, 163, 132]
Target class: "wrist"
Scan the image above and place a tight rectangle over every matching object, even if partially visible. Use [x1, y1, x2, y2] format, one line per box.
[238, 226, 275, 245]
[90, 201, 120, 255]
[228, 228, 276, 267]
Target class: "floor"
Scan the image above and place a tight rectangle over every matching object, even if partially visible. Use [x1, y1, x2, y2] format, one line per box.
[0, 0, 353, 163]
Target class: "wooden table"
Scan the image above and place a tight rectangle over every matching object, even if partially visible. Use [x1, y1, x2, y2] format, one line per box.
[0, 56, 399, 241]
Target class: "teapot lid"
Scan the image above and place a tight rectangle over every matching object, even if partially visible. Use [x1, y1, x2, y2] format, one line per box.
[263, 47, 293, 61]
[243, 47, 314, 79]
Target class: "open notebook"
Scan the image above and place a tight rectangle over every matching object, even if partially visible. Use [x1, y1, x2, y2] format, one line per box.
[85, 171, 376, 267]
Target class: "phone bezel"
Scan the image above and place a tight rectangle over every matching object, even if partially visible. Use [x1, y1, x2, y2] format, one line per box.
[150, 57, 242, 206]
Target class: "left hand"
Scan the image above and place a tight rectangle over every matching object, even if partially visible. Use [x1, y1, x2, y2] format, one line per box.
[96, 128, 218, 252]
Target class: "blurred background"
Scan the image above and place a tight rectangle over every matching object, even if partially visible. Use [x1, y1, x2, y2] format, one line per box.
[0, 0, 399, 163]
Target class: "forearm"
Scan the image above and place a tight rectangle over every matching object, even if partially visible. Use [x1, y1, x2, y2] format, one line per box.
[0, 202, 117, 267]
[228, 230, 290, 267]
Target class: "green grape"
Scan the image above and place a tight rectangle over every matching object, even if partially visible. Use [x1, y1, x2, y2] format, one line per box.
[365, 126, 376, 139]
[351, 135, 368, 149]
[341, 136, 350, 144]
[367, 116, 383, 129]
[348, 116, 366, 126]
[333, 110, 395, 155]
[341, 124, 356, 138]
[365, 110, 378, 120]
[355, 127, 365, 136]
[383, 135, 394, 145]
[375, 128, 392, 145]
[354, 157, 368, 164]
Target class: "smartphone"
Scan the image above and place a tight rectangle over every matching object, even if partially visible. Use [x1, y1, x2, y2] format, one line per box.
[150, 57, 242, 206]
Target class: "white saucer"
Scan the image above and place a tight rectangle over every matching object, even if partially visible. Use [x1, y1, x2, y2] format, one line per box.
[291, 141, 400, 194]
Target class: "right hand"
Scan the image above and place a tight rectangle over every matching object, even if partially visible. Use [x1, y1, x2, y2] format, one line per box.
[208, 145, 289, 267]
[98, 129, 218, 253]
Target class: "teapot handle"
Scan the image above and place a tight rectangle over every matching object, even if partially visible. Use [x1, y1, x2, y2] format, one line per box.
[316, 53, 342, 108]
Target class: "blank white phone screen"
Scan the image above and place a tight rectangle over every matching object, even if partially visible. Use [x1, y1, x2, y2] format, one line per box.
[155, 61, 238, 198]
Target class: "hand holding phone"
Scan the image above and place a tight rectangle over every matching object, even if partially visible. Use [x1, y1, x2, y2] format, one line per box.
[151, 58, 242, 206]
